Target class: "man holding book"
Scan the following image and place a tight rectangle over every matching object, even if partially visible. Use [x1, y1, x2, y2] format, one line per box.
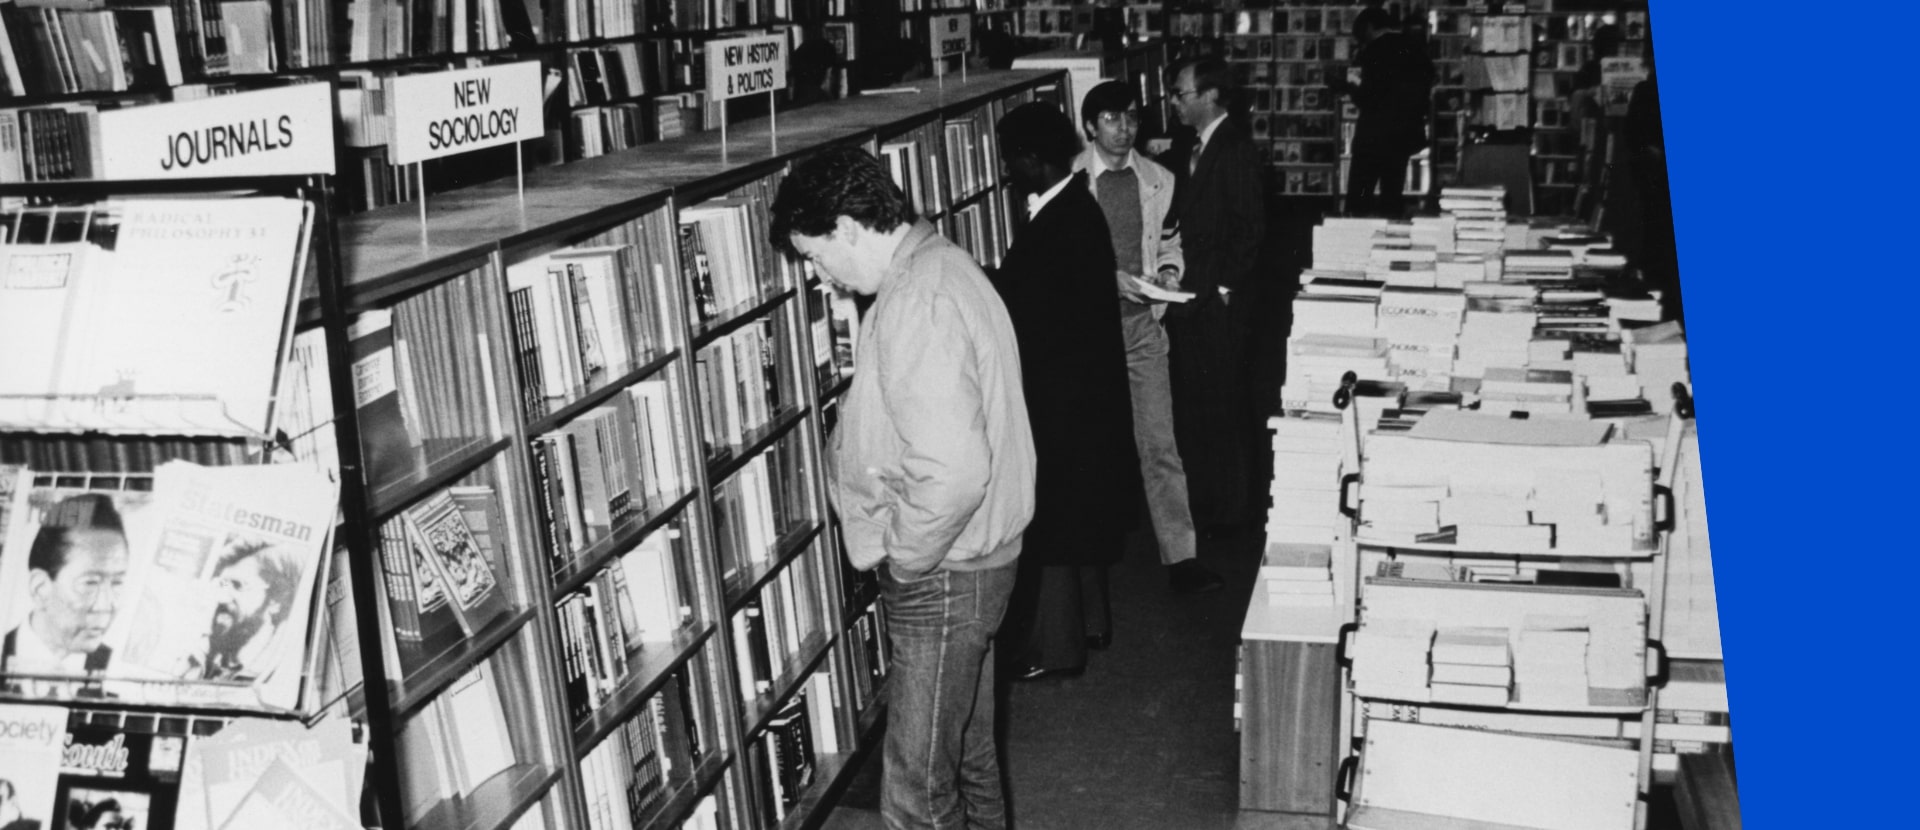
[771, 146, 1035, 830]
[1073, 80, 1224, 596]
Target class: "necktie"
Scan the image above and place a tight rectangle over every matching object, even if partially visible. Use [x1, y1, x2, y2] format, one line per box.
[1189, 141, 1203, 176]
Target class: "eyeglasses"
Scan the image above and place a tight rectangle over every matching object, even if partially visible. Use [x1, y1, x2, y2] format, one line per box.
[1096, 111, 1140, 126]
[1169, 87, 1204, 102]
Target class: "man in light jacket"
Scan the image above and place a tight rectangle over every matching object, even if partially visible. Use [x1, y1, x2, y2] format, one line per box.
[1073, 81, 1222, 595]
[771, 145, 1035, 830]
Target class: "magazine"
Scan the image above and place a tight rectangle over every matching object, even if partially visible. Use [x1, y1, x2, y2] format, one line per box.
[115, 462, 337, 711]
[0, 703, 67, 830]
[0, 475, 160, 697]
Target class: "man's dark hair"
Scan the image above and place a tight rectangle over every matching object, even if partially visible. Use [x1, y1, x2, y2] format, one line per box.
[770, 145, 916, 255]
[215, 541, 303, 627]
[996, 102, 1081, 170]
[1080, 80, 1139, 127]
[1170, 56, 1236, 106]
[28, 494, 124, 578]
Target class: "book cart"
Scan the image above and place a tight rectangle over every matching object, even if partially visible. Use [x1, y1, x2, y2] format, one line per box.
[1329, 375, 1695, 830]
[2, 65, 1068, 830]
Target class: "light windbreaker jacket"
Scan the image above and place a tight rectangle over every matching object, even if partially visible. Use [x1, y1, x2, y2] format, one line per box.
[827, 220, 1036, 576]
[1073, 146, 1185, 290]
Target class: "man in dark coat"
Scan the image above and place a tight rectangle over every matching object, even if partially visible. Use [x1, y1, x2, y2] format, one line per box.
[1164, 55, 1268, 532]
[1330, 8, 1436, 218]
[989, 102, 1140, 680]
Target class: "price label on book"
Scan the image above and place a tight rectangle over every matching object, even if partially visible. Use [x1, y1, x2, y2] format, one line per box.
[390, 61, 544, 165]
[705, 34, 788, 103]
[931, 14, 972, 63]
[96, 84, 336, 180]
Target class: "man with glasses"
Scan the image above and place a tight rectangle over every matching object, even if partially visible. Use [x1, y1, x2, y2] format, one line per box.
[1072, 80, 1224, 595]
[1162, 55, 1268, 535]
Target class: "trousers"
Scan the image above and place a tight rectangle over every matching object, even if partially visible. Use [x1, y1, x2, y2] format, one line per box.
[1120, 306, 1198, 565]
[879, 562, 1018, 829]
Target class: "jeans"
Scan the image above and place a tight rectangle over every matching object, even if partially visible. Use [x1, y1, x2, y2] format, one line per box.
[880, 562, 1017, 830]
[1120, 305, 1198, 565]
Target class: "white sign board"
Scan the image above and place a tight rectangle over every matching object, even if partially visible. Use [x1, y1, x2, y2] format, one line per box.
[389, 61, 544, 165]
[96, 84, 335, 179]
[931, 14, 972, 64]
[705, 34, 788, 103]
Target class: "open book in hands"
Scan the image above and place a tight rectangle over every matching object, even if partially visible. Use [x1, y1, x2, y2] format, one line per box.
[1132, 275, 1195, 303]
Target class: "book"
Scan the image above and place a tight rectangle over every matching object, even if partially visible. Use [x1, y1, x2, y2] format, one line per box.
[0, 198, 312, 436]
[0, 703, 67, 830]
[404, 489, 511, 635]
[115, 462, 337, 711]
[0, 478, 157, 696]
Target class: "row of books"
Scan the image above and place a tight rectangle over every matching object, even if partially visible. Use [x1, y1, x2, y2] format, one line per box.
[694, 320, 793, 457]
[750, 688, 824, 824]
[1, 3, 213, 97]
[1227, 33, 1354, 64]
[944, 199, 1005, 271]
[507, 242, 671, 422]
[710, 435, 811, 587]
[531, 382, 686, 565]
[578, 663, 709, 830]
[350, 267, 503, 495]
[375, 483, 516, 677]
[726, 539, 827, 706]
[555, 524, 692, 720]
[876, 111, 1000, 225]
[1350, 616, 1644, 710]
[398, 660, 529, 823]
[843, 600, 891, 714]
[805, 280, 859, 393]
[679, 200, 778, 326]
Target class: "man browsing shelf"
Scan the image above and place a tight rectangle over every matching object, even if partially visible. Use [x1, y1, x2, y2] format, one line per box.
[202, 539, 303, 683]
[771, 146, 1035, 829]
[1073, 80, 1224, 595]
[2, 494, 128, 683]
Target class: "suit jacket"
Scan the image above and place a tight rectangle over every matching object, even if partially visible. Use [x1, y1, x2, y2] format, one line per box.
[1172, 116, 1267, 299]
[1349, 30, 1436, 156]
[989, 173, 1140, 565]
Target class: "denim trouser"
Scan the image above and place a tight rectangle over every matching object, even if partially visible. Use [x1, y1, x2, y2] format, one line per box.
[879, 562, 1017, 830]
[1121, 306, 1198, 565]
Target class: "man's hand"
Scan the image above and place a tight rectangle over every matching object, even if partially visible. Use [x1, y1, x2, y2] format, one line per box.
[1116, 270, 1152, 303]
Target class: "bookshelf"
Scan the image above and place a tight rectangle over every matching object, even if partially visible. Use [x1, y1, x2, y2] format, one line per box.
[2, 61, 1065, 830]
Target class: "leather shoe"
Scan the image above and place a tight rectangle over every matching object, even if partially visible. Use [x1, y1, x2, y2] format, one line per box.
[1168, 560, 1224, 594]
[1011, 664, 1084, 682]
[1084, 632, 1113, 651]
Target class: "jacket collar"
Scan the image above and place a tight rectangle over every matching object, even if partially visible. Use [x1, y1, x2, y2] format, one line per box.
[880, 219, 941, 295]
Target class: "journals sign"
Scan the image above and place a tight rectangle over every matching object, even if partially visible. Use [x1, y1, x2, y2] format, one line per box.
[97, 84, 336, 179]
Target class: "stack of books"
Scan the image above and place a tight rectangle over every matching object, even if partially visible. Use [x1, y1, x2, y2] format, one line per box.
[1514, 624, 1592, 708]
[1280, 333, 1388, 414]
[1310, 217, 1389, 270]
[1358, 482, 1450, 545]
[1378, 288, 1466, 390]
[1428, 627, 1513, 706]
[1437, 186, 1507, 254]
[1503, 248, 1577, 281]
[1259, 543, 1334, 607]
[1351, 619, 1436, 701]
[1266, 414, 1346, 542]
[1623, 321, 1690, 413]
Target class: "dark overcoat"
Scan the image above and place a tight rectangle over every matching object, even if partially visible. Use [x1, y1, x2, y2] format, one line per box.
[1165, 116, 1269, 528]
[989, 172, 1141, 565]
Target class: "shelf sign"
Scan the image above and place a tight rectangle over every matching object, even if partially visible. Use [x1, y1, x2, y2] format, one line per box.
[706, 34, 788, 103]
[96, 84, 335, 180]
[390, 61, 543, 165]
[931, 14, 972, 66]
